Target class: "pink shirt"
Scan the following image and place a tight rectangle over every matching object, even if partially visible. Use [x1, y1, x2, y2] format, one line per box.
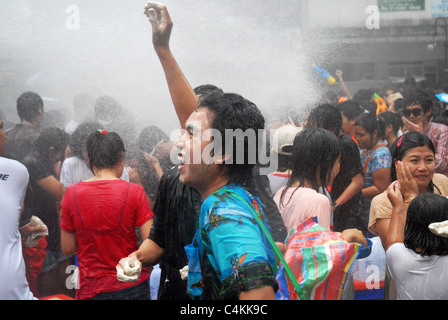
[274, 186, 331, 232]
[61, 180, 153, 300]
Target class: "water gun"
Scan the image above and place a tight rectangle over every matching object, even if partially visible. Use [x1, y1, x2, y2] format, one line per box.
[313, 64, 336, 85]
[374, 93, 389, 115]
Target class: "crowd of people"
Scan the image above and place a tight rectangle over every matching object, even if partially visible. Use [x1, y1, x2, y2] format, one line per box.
[2, 2, 448, 301]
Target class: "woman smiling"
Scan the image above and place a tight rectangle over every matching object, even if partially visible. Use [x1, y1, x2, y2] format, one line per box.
[368, 131, 448, 248]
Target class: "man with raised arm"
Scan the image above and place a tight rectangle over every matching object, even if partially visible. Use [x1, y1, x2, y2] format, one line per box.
[117, 2, 285, 300]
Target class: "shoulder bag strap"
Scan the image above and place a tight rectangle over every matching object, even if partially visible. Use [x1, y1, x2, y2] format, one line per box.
[225, 189, 305, 300]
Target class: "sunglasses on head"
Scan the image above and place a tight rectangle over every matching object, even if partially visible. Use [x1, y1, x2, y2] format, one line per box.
[403, 108, 423, 117]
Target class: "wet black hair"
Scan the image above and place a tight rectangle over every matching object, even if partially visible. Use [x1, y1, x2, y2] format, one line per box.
[394, 98, 406, 115]
[194, 84, 224, 98]
[307, 103, 342, 135]
[17, 91, 44, 122]
[405, 193, 448, 256]
[405, 90, 433, 113]
[279, 127, 341, 208]
[198, 92, 265, 186]
[86, 130, 125, 171]
[354, 113, 386, 140]
[69, 121, 104, 158]
[378, 111, 403, 135]
[336, 100, 363, 121]
[137, 125, 169, 154]
[94, 95, 121, 122]
[33, 127, 69, 159]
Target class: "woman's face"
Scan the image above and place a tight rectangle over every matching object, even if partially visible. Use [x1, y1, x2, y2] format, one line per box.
[398, 145, 435, 192]
[353, 125, 377, 150]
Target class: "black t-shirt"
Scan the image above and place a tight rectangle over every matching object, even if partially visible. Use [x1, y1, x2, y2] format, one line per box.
[330, 134, 363, 232]
[4, 124, 40, 162]
[149, 166, 287, 300]
[22, 154, 61, 252]
[149, 166, 201, 300]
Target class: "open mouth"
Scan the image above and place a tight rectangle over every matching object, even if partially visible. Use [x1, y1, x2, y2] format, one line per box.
[178, 152, 185, 169]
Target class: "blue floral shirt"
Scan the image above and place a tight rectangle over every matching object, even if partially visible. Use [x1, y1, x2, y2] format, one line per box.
[360, 144, 392, 188]
[188, 184, 277, 300]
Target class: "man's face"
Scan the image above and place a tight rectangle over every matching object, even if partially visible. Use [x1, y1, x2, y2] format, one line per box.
[404, 103, 430, 126]
[175, 108, 219, 194]
[0, 119, 6, 156]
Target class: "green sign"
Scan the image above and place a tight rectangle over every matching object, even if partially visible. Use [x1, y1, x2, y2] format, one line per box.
[378, 0, 425, 11]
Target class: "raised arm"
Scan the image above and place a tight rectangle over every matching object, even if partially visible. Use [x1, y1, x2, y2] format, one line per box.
[335, 69, 352, 100]
[144, 2, 198, 128]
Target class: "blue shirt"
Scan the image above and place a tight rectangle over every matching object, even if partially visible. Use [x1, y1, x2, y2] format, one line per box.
[190, 184, 277, 299]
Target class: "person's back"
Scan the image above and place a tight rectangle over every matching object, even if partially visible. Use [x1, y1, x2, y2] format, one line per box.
[5, 124, 41, 161]
[386, 193, 448, 300]
[275, 186, 331, 231]
[60, 130, 153, 300]
[5, 92, 44, 162]
[0, 156, 36, 300]
[387, 242, 448, 299]
[62, 179, 151, 299]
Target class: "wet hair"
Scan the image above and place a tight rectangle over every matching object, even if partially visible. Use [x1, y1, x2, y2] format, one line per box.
[69, 121, 104, 158]
[198, 92, 265, 185]
[33, 127, 69, 158]
[405, 90, 432, 113]
[194, 84, 224, 98]
[86, 130, 125, 171]
[389, 131, 435, 183]
[17, 91, 44, 122]
[279, 127, 341, 207]
[378, 111, 403, 135]
[323, 90, 337, 104]
[405, 193, 448, 256]
[94, 95, 121, 122]
[307, 103, 342, 135]
[41, 109, 67, 129]
[394, 98, 406, 115]
[353, 89, 374, 111]
[404, 76, 417, 89]
[354, 113, 386, 140]
[137, 125, 169, 154]
[276, 153, 293, 172]
[336, 100, 363, 121]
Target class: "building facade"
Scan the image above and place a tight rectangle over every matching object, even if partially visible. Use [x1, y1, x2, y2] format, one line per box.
[302, 0, 448, 92]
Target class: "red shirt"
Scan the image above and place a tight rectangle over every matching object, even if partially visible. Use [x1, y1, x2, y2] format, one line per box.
[61, 180, 153, 300]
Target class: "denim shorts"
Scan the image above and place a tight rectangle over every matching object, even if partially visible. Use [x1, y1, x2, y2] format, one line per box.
[89, 280, 150, 300]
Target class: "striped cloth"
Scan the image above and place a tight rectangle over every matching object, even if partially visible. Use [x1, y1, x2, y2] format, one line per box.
[276, 217, 360, 300]
[424, 122, 448, 175]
